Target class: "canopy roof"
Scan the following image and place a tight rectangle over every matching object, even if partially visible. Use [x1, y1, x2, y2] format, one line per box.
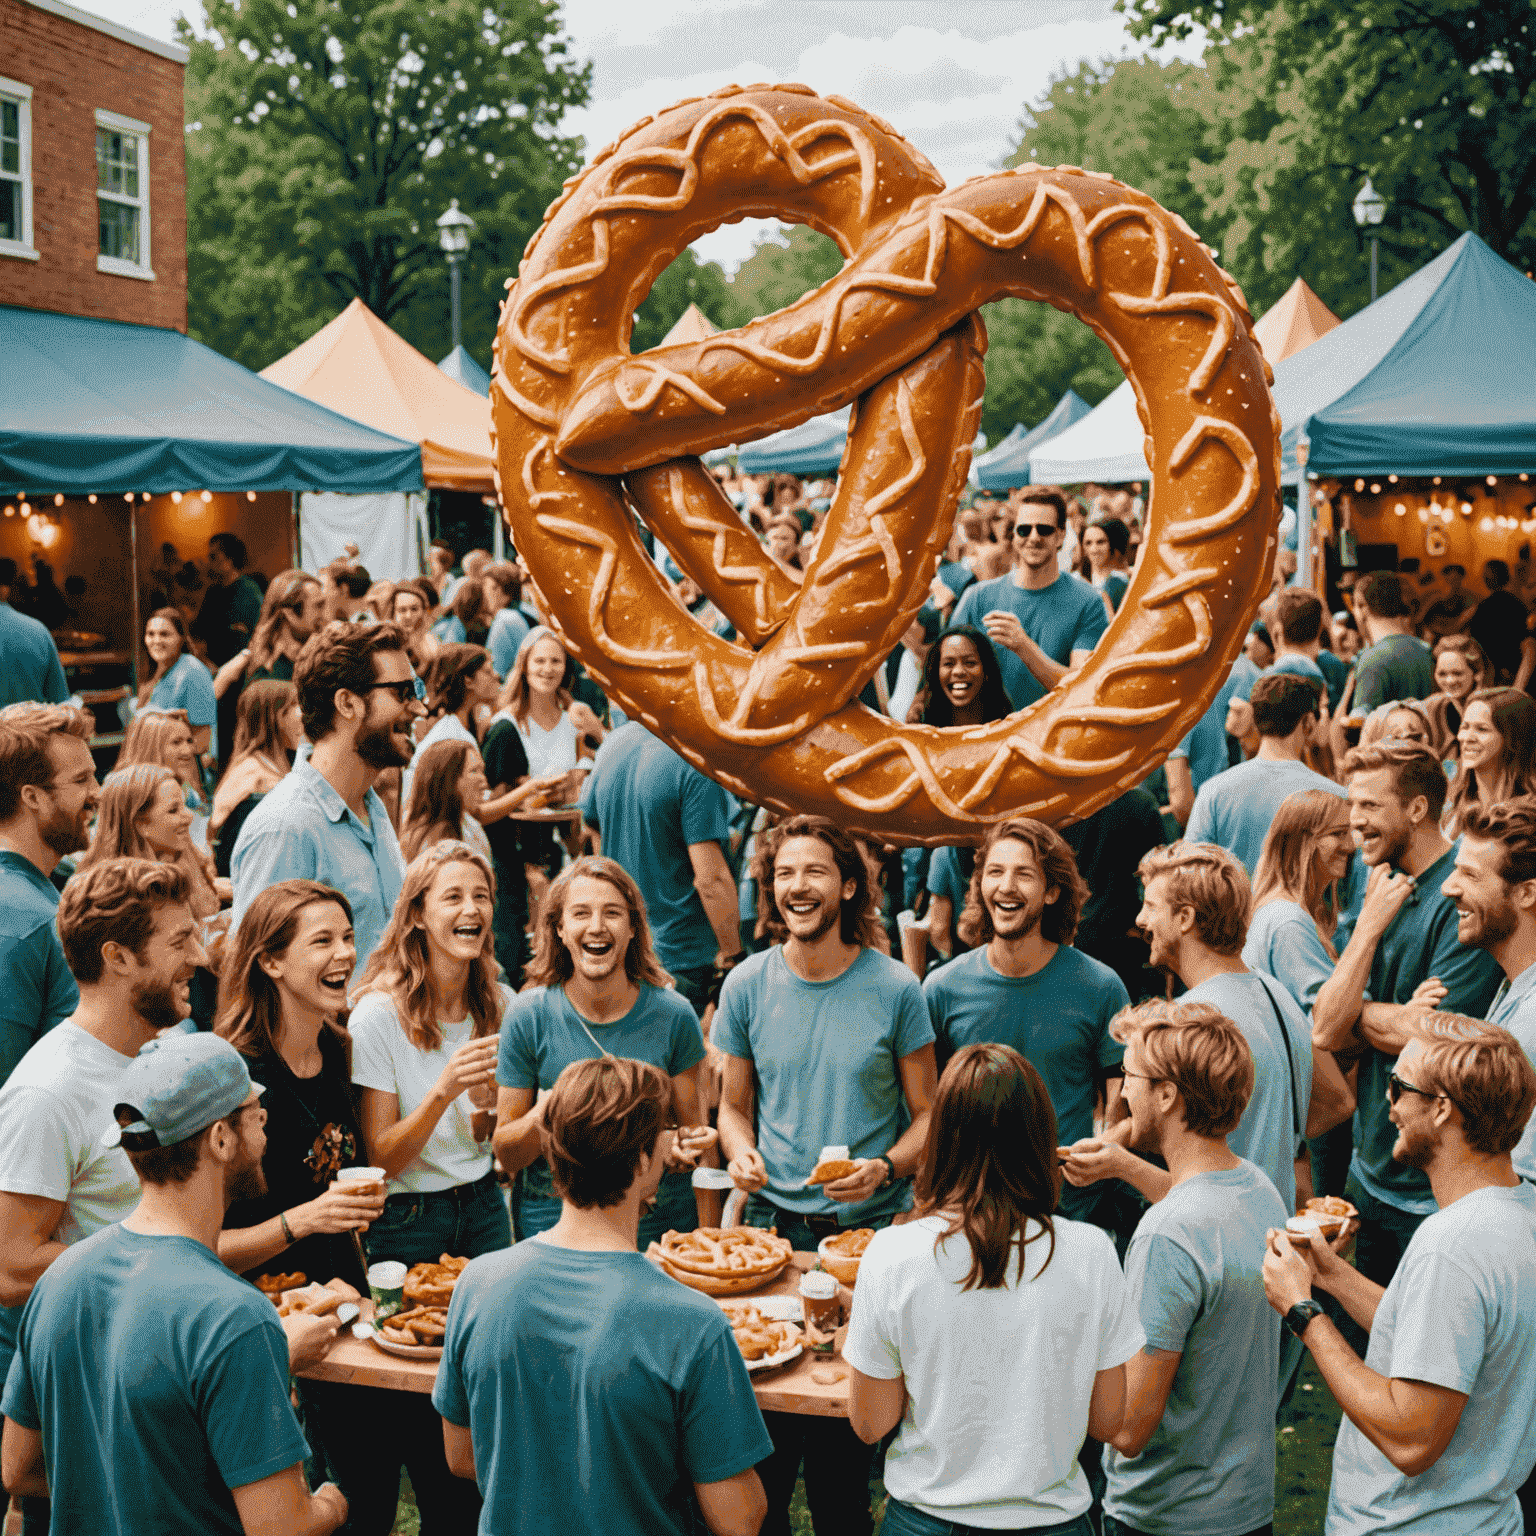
[262, 300, 494, 493]
[736, 405, 851, 476]
[972, 390, 1092, 489]
[1251, 278, 1340, 366]
[661, 304, 719, 347]
[437, 344, 491, 397]
[1283, 233, 1536, 477]
[1026, 380, 1149, 486]
[0, 305, 422, 495]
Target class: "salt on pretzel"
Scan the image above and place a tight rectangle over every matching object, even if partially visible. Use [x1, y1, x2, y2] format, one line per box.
[494, 84, 1280, 844]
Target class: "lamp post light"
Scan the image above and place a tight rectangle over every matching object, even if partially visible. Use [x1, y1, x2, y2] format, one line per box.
[436, 199, 476, 354]
[1352, 176, 1386, 303]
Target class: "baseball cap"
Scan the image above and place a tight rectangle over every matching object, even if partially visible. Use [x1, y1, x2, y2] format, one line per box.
[102, 1033, 264, 1149]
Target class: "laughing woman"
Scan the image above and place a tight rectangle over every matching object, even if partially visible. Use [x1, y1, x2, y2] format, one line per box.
[349, 841, 513, 1265]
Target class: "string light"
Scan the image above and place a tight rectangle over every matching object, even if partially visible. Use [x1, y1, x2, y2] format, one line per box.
[1487, 475, 1498, 486]
[246, 491, 256, 501]
[1394, 502, 1407, 516]
[19, 501, 31, 516]
[2, 505, 13, 518]
[1370, 483, 1381, 494]
[87, 494, 97, 504]
[171, 491, 183, 504]
[1481, 517, 1496, 532]
[1354, 478, 1365, 492]
[1433, 476, 1442, 485]
[1388, 474, 1398, 483]
[52, 493, 62, 506]
[200, 490, 212, 503]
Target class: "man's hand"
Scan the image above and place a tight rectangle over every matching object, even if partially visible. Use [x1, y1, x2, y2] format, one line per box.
[1261, 1231, 1315, 1316]
[281, 1310, 341, 1372]
[981, 609, 1029, 658]
[666, 1124, 719, 1172]
[1060, 1137, 1133, 1187]
[824, 1159, 889, 1205]
[1408, 976, 1447, 1010]
[727, 1147, 768, 1192]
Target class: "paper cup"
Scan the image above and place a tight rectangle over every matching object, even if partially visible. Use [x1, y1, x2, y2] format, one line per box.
[337, 1166, 386, 1194]
[367, 1260, 407, 1320]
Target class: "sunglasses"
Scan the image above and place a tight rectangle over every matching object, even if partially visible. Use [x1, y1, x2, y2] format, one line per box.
[1387, 1071, 1448, 1106]
[366, 679, 420, 703]
[1014, 522, 1060, 539]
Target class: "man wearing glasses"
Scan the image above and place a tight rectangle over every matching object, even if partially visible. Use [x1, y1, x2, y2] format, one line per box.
[230, 622, 422, 977]
[949, 486, 1108, 711]
[1263, 1018, 1536, 1536]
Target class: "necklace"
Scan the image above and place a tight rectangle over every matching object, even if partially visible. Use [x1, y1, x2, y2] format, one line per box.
[276, 1039, 357, 1183]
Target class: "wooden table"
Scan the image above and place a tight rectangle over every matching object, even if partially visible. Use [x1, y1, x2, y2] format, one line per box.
[507, 804, 583, 859]
[297, 1252, 853, 1417]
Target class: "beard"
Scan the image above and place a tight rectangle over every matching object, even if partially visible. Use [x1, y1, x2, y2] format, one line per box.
[39, 801, 90, 858]
[225, 1144, 268, 1206]
[1392, 1120, 1438, 1171]
[355, 714, 413, 769]
[782, 899, 841, 944]
[131, 977, 187, 1031]
[988, 894, 1045, 942]
[1463, 899, 1518, 950]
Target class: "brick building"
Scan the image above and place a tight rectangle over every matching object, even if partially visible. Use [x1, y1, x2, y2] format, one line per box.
[0, 0, 187, 330]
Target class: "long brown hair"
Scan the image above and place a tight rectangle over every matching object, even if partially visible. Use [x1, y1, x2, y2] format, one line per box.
[1251, 789, 1352, 958]
[401, 739, 474, 862]
[248, 569, 320, 674]
[495, 625, 573, 729]
[957, 819, 1087, 949]
[526, 856, 672, 989]
[750, 814, 886, 949]
[137, 606, 192, 705]
[915, 1042, 1060, 1290]
[216, 881, 355, 1059]
[351, 842, 503, 1051]
[228, 679, 296, 772]
[1445, 688, 1536, 835]
[424, 643, 490, 722]
[76, 763, 178, 868]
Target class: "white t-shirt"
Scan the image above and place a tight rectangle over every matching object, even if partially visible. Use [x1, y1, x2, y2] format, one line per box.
[843, 1212, 1143, 1528]
[349, 987, 509, 1193]
[518, 712, 578, 778]
[0, 1021, 141, 1247]
[403, 711, 478, 814]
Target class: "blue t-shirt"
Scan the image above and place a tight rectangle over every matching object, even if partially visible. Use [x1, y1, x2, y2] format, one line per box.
[1185, 757, 1344, 876]
[149, 651, 217, 732]
[1103, 1161, 1287, 1536]
[433, 1240, 773, 1536]
[951, 571, 1108, 710]
[496, 983, 705, 1204]
[0, 852, 77, 1089]
[487, 606, 530, 678]
[1348, 844, 1502, 1215]
[431, 614, 467, 645]
[1182, 970, 1311, 1215]
[0, 603, 68, 708]
[1, 1224, 307, 1536]
[1242, 899, 1337, 1020]
[714, 946, 934, 1222]
[1351, 633, 1435, 717]
[1316, 648, 1348, 713]
[1327, 1183, 1536, 1535]
[923, 945, 1127, 1216]
[579, 722, 732, 973]
[1487, 964, 1536, 1182]
[1169, 656, 1258, 794]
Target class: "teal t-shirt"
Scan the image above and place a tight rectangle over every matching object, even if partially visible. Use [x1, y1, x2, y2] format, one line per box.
[1350, 633, 1435, 717]
[497, 982, 704, 1203]
[1350, 844, 1502, 1214]
[1, 1224, 307, 1536]
[1103, 1161, 1288, 1536]
[434, 1242, 772, 1536]
[923, 945, 1127, 1216]
[951, 571, 1108, 710]
[713, 946, 934, 1222]
[149, 651, 217, 731]
[1169, 655, 1259, 793]
[1185, 757, 1344, 877]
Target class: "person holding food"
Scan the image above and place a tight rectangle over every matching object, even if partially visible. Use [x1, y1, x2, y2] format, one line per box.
[844, 1042, 1142, 1536]
[493, 856, 716, 1245]
[715, 813, 937, 1536]
[349, 841, 512, 1267]
[436, 1056, 771, 1536]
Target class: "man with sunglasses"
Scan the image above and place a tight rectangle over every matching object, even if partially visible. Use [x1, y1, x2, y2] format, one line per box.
[1262, 1018, 1536, 1536]
[950, 486, 1108, 711]
[230, 622, 421, 978]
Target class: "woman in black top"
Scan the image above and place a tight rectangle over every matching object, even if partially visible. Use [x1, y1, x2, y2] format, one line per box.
[216, 880, 481, 1536]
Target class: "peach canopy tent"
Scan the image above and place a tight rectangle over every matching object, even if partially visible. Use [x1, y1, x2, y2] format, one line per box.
[1251, 278, 1340, 366]
[261, 299, 495, 494]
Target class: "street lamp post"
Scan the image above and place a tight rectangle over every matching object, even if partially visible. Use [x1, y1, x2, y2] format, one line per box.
[436, 199, 476, 354]
[1352, 177, 1386, 303]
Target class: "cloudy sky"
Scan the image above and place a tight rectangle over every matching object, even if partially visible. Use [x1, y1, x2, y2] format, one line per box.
[80, 0, 1203, 269]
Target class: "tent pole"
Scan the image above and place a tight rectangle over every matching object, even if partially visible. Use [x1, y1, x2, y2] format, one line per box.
[1295, 434, 1312, 589]
[128, 497, 141, 698]
[290, 493, 300, 569]
[491, 496, 504, 561]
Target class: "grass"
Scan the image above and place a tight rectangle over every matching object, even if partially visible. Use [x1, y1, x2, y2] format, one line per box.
[388, 1359, 1342, 1535]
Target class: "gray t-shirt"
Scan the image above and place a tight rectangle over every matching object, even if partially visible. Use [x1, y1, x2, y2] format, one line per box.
[1327, 1182, 1536, 1535]
[1185, 758, 1345, 876]
[1103, 1160, 1288, 1536]
[1182, 971, 1311, 1215]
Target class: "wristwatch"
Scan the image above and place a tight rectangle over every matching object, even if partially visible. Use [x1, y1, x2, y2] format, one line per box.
[1284, 1298, 1325, 1341]
[876, 1154, 897, 1186]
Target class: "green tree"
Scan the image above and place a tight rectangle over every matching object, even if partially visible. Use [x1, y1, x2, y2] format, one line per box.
[629, 248, 741, 353]
[725, 223, 844, 322]
[181, 0, 591, 372]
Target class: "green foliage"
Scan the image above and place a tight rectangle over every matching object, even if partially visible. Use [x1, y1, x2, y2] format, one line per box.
[975, 300, 1123, 445]
[628, 248, 740, 353]
[181, 0, 591, 372]
[725, 223, 845, 323]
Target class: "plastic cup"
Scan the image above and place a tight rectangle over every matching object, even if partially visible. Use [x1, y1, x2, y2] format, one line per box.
[799, 1269, 840, 1336]
[367, 1261, 407, 1320]
[337, 1166, 386, 1195]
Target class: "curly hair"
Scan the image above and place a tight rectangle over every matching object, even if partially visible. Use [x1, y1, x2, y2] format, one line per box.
[906, 625, 1013, 728]
[292, 621, 409, 743]
[750, 814, 885, 950]
[957, 819, 1088, 948]
[526, 857, 672, 989]
[58, 857, 190, 985]
[0, 703, 92, 821]
[1111, 998, 1255, 1138]
[1136, 841, 1251, 957]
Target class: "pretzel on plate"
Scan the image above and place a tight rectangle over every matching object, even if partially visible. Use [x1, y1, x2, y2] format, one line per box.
[823, 1228, 874, 1259]
[647, 1227, 793, 1295]
[404, 1254, 468, 1308]
[720, 1302, 800, 1362]
[378, 1305, 450, 1347]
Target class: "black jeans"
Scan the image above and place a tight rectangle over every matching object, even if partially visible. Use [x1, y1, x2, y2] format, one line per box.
[756, 1412, 875, 1536]
[300, 1380, 480, 1535]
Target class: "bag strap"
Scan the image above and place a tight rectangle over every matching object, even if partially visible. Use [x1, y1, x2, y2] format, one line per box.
[1253, 972, 1305, 1153]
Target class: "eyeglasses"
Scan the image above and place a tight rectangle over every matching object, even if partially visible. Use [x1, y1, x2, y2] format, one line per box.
[1121, 1072, 1164, 1085]
[366, 679, 419, 703]
[1387, 1071, 1449, 1106]
[1014, 522, 1060, 540]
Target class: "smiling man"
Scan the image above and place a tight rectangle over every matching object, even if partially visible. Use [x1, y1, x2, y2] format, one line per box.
[716, 813, 937, 1536]
[949, 486, 1109, 711]
[229, 622, 420, 978]
[493, 856, 716, 1244]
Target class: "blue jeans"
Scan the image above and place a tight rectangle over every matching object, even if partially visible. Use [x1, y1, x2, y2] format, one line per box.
[742, 1194, 897, 1254]
[882, 1500, 1095, 1536]
[1106, 1521, 1271, 1536]
[364, 1172, 511, 1267]
[513, 1166, 698, 1249]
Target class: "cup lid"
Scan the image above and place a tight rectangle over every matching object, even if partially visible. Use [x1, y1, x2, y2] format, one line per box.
[800, 1269, 838, 1297]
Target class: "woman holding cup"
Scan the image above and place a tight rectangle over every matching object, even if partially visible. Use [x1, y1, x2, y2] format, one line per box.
[349, 841, 513, 1265]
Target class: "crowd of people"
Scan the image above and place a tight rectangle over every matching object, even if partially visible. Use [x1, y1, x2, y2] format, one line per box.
[0, 476, 1533, 1536]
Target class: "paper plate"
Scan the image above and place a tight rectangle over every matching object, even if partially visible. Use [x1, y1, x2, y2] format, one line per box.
[717, 1302, 804, 1372]
[364, 1325, 444, 1361]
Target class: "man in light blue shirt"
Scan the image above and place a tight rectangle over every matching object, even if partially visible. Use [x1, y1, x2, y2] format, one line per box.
[950, 486, 1108, 711]
[0, 563, 68, 710]
[230, 622, 419, 978]
[1166, 654, 1259, 827]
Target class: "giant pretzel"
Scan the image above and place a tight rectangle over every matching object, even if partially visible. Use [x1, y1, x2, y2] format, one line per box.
[493, 85, 1281, 843]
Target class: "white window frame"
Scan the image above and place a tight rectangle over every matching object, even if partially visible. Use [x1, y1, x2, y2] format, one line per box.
[94, 106, 154, 281]
[0, 76, 37, 262]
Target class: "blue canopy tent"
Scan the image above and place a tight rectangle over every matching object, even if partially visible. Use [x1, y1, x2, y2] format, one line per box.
[437, 344, 491, 398]
[0, 306, 423, 494]
[735, 405, 851, 476]
[972, 390, 1092, 489]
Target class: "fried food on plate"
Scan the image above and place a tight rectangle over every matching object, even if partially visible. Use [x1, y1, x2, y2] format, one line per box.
[404, 1254, 468, 1307]
[255, 1272, 305, 1297]
[719, 1302, 799, 1362]
[647, 1227, 792, 1295]
[378, 1305, 450, 1347]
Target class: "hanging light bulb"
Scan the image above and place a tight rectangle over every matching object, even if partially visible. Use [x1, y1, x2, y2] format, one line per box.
[171, 491, 183, 504]
[1481, 517, 1497, 532]
[246, 491, 256, 502]
[1370, 483, 1381, 494]
[1394, 503, 1407, 516]
[1487, 476, 1498, 486]
[1433, 476, 1442, 485]
[1388, 474, 1398, 484]
[2, 505, 13, 518]
[52, 493, 63, 506]
[200, 490, 212, 503]
[1418, 507, 1431, 524]
[87, 494, 97, 504]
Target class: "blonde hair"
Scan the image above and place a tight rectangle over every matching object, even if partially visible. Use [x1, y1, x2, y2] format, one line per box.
[76, 764, 178, 868]
[1251, 790, 1352, 958]
[494, 626, 572, 730]
[1409, 1015, 1536, 1156]
[1112, 999, 1255, 1138]
[121, 708, 202, 794]
[1137, 841, 1252, 956]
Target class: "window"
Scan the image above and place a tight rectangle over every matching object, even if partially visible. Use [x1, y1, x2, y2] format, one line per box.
[0, 76, 36, 261]
[95, 108, 153, 279]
